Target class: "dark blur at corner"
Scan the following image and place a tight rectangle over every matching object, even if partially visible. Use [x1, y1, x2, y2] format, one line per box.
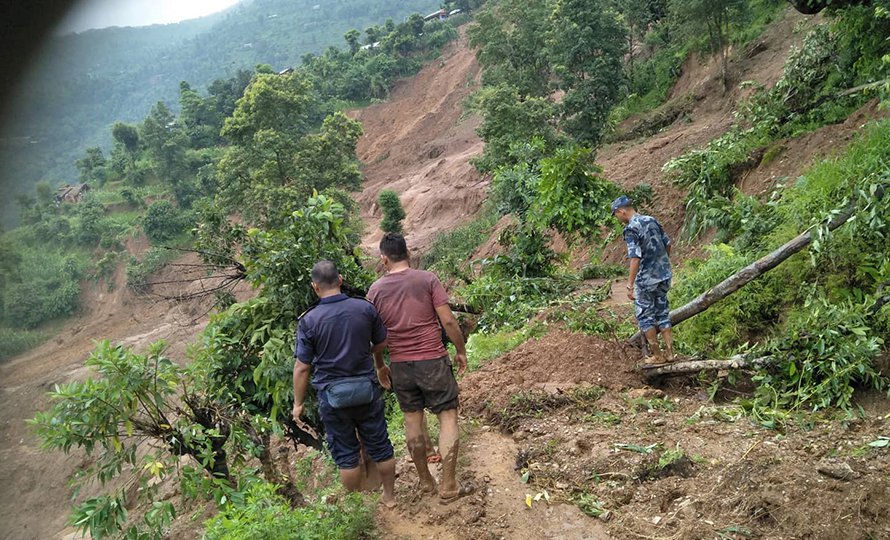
[0, 1, 78, 147]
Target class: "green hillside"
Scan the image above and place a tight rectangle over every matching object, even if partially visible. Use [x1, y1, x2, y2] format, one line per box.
[0, 0, 440, 225]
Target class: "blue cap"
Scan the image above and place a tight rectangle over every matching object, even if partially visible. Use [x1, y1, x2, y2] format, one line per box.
[610, 195, 632, 214]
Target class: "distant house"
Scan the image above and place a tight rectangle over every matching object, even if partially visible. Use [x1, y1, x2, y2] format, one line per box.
[56, 183, 90, 203]
[278, 67, 294, 75]
[423, 9, 446, 21]
[449, 9, 462, 16]
[359, 41, 381, 51]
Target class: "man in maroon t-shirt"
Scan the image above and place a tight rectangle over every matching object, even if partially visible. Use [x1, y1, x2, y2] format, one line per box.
[368, 233, 471, 503]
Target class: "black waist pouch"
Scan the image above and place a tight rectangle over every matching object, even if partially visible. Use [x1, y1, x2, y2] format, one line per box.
[326, 376, 375, 409]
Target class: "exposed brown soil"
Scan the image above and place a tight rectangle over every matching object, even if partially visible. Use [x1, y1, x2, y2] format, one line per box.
[464, 380, 890, 540]
[5, 8, 890, 540]
[461, 330, 641, 416]
[350, 30, 488, 256]
[597, 9, 820, 263]
[0, 246, 253, 540]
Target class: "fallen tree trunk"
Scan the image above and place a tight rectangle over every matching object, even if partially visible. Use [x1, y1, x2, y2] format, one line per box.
[630, 184, 886, 346]
[641, 354, 775, 379]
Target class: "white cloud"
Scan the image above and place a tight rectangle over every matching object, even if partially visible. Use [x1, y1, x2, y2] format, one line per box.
[57, 0, 241, 34]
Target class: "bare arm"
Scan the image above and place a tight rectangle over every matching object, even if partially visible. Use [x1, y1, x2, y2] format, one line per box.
[372, 342, 392, 389]
[628, 257, 641, 289]
[291, 360, 312, 419]
[435, 304, 468, 375]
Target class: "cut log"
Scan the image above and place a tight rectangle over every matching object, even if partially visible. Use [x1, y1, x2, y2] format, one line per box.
[630, 184, 886, 345]
[641, 355, 775, 379]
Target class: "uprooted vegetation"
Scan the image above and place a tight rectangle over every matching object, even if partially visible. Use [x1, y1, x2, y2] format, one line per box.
[8, 0, 890, 539]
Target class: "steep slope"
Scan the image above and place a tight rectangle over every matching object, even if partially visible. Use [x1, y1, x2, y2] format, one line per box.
[369, 8, 890, 540]
[0, 247, 252, 540]
[0, 30, 487, 539]
[597, 9, 819, 259]
[350, 31, 487, 255]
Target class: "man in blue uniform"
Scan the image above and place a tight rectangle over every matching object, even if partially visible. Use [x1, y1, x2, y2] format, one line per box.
[291, 260, 397, 507]
[612, 196, 675, 364]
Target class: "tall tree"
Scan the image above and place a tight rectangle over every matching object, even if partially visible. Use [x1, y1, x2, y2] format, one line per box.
[467, 0, 552, 97]
[548, 0, 628, 146]
[671, 0, 750, 90]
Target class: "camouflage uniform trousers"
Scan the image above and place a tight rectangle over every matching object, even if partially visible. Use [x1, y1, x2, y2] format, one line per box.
[634, 279, 671, 332]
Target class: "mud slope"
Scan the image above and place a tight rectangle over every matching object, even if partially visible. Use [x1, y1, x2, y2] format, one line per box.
[0, 250, 250, 540]
[597, 8, 820, 259]
[351, 31, 487, 255]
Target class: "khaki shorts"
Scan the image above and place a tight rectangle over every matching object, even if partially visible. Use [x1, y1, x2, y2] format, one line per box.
[390, 356, 460, 413]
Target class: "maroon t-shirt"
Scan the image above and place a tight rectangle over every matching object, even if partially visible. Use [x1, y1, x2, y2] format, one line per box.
[367, 268, 450, 362]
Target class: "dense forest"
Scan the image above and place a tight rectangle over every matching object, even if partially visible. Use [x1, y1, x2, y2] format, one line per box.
[3, 0, 890, 538]
[0, 0, 442, 226]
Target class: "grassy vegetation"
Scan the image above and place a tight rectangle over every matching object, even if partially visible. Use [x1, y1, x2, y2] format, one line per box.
[203, 482, 374, 540]
[465, 323, 546, 371]
[418, 205, 500, 280]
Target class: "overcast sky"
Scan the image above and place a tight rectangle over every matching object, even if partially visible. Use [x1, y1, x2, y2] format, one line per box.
[56, 0, 241, 34]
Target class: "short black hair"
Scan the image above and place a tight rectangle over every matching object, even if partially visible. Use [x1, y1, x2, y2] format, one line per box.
[379, 233, 409, 262]
[311, 260, 340, 288]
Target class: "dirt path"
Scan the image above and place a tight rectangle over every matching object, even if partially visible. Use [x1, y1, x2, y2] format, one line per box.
[377, 427, 612, 540]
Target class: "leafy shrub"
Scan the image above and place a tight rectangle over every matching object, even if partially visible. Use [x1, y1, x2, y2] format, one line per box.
[489, 221, 556, 278]
[203, 483, 373, 540]
[377, 189, 405, 234]
[143, 200, 185, 243]
[461, 272, 573, 332]
[751, 293, 887, 421]
[534, 145, 620, 242]
[3, 251, 83, 329]
[0, 326, 52, 360]
[421, 206, 499, 281]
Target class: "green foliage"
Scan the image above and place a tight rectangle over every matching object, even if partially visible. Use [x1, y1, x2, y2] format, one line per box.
[752, 293, 886, 418]
[574, 494, 606, 518]
[489, 221, 557, 278]
[217, 72, 365, 224]
[2, 250, 84, 329]
[418, 204, 498, 277]
[203, 483, 374, 540]
[461, 273, 574, 332]
[0, 326, 53, 361]
[472, 85, 562, 172]
[548, 0, 628, 146]
[194, 194, 371, 435]
[670, 244, 785, 355]
[1, 1, 445, 224]
[30, 341, 245, 539]
[126, 246, 180, 292]
[534, 145, 621, 242]
[143, 200, 187, 243]
[377, 189, 406, 234]
[467, 0, 552, 96]
[243, 193, 372, 311]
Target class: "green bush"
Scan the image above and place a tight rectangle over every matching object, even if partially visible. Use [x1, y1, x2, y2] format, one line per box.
[750, 293, 887, 423]
[0, 326, 52, 360]
[2, 251, 84, 329]
[143, 200, 185, 243]
[377, 189, 405, 234]
[421, 206, 499, 281]
[203, 483, 373, 540]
